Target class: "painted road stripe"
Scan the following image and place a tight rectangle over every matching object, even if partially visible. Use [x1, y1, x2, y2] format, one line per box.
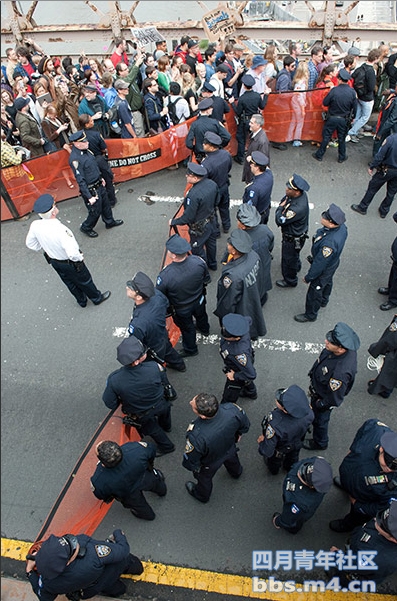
[138, 195, 315, 210]
[112, 328, 323, 355]
[1, 537, 392, 601]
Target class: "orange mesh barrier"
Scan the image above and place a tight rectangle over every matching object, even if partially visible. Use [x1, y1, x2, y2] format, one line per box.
[1, 89, 329, 222]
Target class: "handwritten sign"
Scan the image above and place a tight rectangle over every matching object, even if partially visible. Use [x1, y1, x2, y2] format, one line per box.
[201, 6, 236, 41]
[130, 26, 165, 47]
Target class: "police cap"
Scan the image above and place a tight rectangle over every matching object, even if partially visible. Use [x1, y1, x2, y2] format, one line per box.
[186, 162, 207, 177]
[338, 69, 351, 82]
[298, 457, 333, 493]
[198, 98, 214, 111]
[69, 130, 87, 143]
[251, 151, 269, 167]
[326, 322, 360, 351]
[14, 97, 30, 111]
[166, 233, 191, 254]
[276, 385, 311, 418]
[202, 81, 216, 93]
[35, 534, 74, 579]
[222, 313, 250, 337]
[33, 194, 55, 213]
[203, 131, 222, 146]
[322, 203, 346, 225]
[126, 271, 155, 298]
[286, 173, 310, 192]
[236, 204, 261, 227]
[117, 335, 147, 365]
[376, 500, 397, 538]
[241, 73, 255, 88]
[380, 431, 397, 470]
[227, 228, 252, 254]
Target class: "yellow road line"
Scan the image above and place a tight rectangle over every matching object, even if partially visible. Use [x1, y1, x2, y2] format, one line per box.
[1, 537, 393, 600]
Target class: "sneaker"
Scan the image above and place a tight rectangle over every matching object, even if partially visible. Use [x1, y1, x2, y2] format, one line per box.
[345, 135, 351, 142]
[350, 135, 360, 143]
[329, 140, 338, 147]
[292, 140, 302, 147]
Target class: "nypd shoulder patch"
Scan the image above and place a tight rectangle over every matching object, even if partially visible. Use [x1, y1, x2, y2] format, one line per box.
[286, 210, 296, 219]
[322, 246, 333, 258]
[95, 544, 111, 557]
[185, 439, 194, 453]
[329, 378, 342, 391]
[266, 425, 275, 439]
[223, 276, 232, 289]
[236, 353, 247, 366]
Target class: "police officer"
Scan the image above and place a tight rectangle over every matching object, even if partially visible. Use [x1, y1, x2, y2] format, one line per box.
[214, 228, 267, 340]
[332, 500, 397, 586]
[234, 73, 268, 164]
[294, 203, 348, 322]
[90, 440, 166, 520]
[26, 529, 143, 601]
[367, 313, 397, 398]
[169, 162, 219, 271]
[201, 131, 233, 234]
[69, 130, 123, 238]
[236, 204, 274, 305]
[185, 98, 231, 163]
[329, 419, 397, 532]
[199, 81, 230, 123]
[156, 235, 210, 358]
[103, 336, 175, 457]
[220, 313, 257, 402]
[303, 322, 360, 451]
[273, 456, 333, 533]
[275, 174, 310, 288]
[126, 271, 185, 373]
[312, 68, 357, 163]
[79, 113, 118, 207]
[377, 227, 397, 312]
[242, 151, 273, 224]
[183, 392, 250, 503]
[257, 385, 314, 475]
[351, 133, 397, 218]
[25, 194, 110, 307]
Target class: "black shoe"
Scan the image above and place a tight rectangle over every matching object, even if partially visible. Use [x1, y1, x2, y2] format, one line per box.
[196, 328, 210, 336]
[329, 519, 351, 533]
[233, 156, 243, 164]
[94, 290, 111, 305]
[178, 349, 198, 358]
[303, 439, 328, 450]
[78, 300, 87, 307]
[163, 384, 177, 401]
[276, 279, 296, 288]
[223, 227, 230, 234]
[312, 152, 322, 161]
[106, 219, 124, 229]
[166, 361, 186, 372]
[378, 209, 387, 219]
[338, 156, 348, 163]
[320, 301, 328, 308]
[272, 142, 287, 150]
[156, 445, 175, 457]
[239, 389, 258, 400]
[80, 227, 98, 238]
[185, 481, 207, 502]
[380, 301, 397, 311]
[378, 287, 389, 295]
[333, 476, 343, 489]
[350, 204, 367, 215]
[294, 314, 316, 323]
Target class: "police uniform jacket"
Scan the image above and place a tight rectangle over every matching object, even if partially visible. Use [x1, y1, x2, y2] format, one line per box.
[156, 255, 210, 309]
[369, 132, 397, 170]
[103, 361, 164, 415]
[347, 518, 397, 584]
[339, 419, 397, 517]
[258, 406, 314, 458]
[236, 90, 268, 120]
[220, 330, 256, 383]
[245, 224, 274, 293]
[309, 347, 357, 409]
[275, 192, 309, 237]
[183, 403, 250, 472]
[368, 313, 397, 392]
[211, 96, 230, 122]
[69, 146, 102, 199]
[128, 289, 169, 359]
[91, 441, 157, 502]
[305, 223, 347, 282]
[201, 148, 232, 189]
[171, 177, 219, 227]
[30, 530, 129, 601]
[214, 250, 267, 338]
[242, 169, 273, 217]
[322, 83, 357, 118]
[84, 128, 107, 156]
[185, 115, 231, 154]
[278, 459, 326, 531]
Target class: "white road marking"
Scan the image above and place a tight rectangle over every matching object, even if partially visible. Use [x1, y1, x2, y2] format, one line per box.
[138, 195, 315, 210]
[112, 327, 323, 354]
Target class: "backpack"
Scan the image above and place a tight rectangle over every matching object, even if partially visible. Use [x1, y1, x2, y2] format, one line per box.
[167, 97, 183, 125]
[107, 96, 123, 136]
[352, 64, 369, 98]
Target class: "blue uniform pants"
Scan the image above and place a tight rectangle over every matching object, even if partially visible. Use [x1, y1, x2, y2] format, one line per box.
[357, 168, 397, 216]
[49, 259, 102, 305]
[81, 185, 114, 231]
[312, 405, 332, 448]
[81, 554, 143, 598]
[190, 221, 217, 270]
[305, 267, 339, 319]
[236, 119, 250, 161]
[172, 297, 209, 354]
[192, 444, 243, 502]
[138, 400, 174, 453]
[95, 155, 117, 206]
[119, 468, 166, 520]
[266, 448, 300, 475]
[315, 116, 348, 161]
[221, 379, 257, 403]
[281, 238, 302, 286]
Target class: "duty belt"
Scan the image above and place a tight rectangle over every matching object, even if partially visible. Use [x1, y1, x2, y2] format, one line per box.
[88, 180, 102, 192]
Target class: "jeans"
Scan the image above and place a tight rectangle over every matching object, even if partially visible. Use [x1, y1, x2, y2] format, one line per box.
[348, 99, 374, 136]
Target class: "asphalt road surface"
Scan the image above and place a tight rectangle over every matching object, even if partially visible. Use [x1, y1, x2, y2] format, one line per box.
[1, 132, 396, 599]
